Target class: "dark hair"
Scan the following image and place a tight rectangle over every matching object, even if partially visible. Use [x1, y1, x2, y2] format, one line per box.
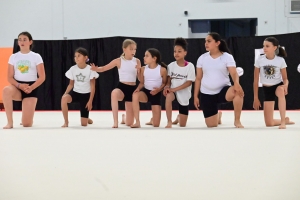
[18, 31, 33, 50]
[264, 37, 287, 57]
[146, 48, 167, 68]
[207, 32, 231, 54]
[174, 37, 188, 51]
[75, 47, 89, 62]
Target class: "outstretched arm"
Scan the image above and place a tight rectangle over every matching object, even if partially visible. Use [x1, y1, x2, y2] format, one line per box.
[90, 59, 119, 73]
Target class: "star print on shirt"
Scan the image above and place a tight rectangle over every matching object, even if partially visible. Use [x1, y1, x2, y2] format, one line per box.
[76, 73, 86, 82]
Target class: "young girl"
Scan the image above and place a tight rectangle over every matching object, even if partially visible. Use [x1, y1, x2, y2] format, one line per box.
[194, 32, 244, 128]
[61, 48, 99, 127]
[130, 48, 167, 128]
[2, 31, 45, 129]
[163, 38, 196, 128]
[90, 39, 141, 128]
[253, 37, 294, 129]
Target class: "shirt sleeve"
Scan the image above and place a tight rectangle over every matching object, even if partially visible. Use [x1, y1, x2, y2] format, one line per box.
[226, 54, 236, 67]
[90, 71, 99, 79]
[65, 67, 74, 80]
[254, 57, 260, 68]
[280, 58, 287, 69]
[187, 64, 196, 82]
[35, 53, 43, 65]
[8, 54, 15, 65]
[167, 64, 172, 76]
[196, 56, 203, 68]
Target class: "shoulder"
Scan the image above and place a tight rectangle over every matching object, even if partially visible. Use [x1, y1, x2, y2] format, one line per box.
[168, 61, 176, 67]
[135, 58, 141, 63]
[186, 62, 195, 68]
[200, 52, 210, 59]
[222, 52, 234, 59]
[275, 56, 285, 62]
[30, 51, 42, 57]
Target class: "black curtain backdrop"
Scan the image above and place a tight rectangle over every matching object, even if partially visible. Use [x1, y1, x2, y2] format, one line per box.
[12, 32, 300, 111]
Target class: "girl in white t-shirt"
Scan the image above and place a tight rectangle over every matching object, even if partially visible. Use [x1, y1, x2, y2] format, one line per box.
[194, 32, 244, 128]
[130, 48, 167, 128]
[2, 32, 45, 129]
[61, 48, 99, 127]
[253, 37, 294, 129]
[163, 38, 196, 128]
[90, 39, 141, 128]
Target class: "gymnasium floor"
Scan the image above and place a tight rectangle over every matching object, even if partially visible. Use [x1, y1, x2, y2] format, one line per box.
[0, 110, 300, 200]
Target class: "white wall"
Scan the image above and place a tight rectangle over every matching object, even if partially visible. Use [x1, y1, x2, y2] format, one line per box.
[0, 0, 299, 47]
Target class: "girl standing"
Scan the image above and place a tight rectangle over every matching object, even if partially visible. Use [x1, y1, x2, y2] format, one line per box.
[131, 48, 167, 128]
[2, 31, 45, 129]
[194, 32, 244, 128]
[163, 38, 196, 128]
[61, 47, 99, 127]
[253, 37, 294, 129]
[90, 39, 141, 128]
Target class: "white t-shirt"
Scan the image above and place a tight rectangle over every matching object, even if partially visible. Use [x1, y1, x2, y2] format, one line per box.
[8, 51, 43, 82]
[65, 65, 99, 94]
[168, 61, 196, 106]
[196, 52, 236, 94]
[254, 55, 287, 86]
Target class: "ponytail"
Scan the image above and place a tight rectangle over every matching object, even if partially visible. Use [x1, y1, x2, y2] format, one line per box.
[208, 32, 231, 54]
[264, 37, 287, 57]
[159, 62, 168, 68]
[219, 39, 231, 54]
[276, 46, 287, 57]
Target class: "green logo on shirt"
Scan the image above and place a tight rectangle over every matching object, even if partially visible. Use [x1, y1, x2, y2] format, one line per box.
[16, 60, 31, 74]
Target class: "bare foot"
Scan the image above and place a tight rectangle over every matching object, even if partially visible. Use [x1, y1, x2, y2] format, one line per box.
[285, 117, 295, 125]
[130, 122, 141, 128]
[165, 121, 172, 128]
[172, 115, 179, 125]
[3, 123, 13, 129]
[218, 112, 222, 124]
[88, 118, 93, 124]
[279, 124, 286, 129]
[61, 122, 69, 128]
[112, 121, 118, 128]
[145, 118, 153, 125]
[120, 114, 125, 124]
[234, 120, 244, 128]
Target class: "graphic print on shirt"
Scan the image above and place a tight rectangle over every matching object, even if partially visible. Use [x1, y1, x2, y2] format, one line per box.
[263, 65, 276, 79]
[16, 60, 31, 74]
[76, 73, 86, 82]
[170, 72, 187, 80]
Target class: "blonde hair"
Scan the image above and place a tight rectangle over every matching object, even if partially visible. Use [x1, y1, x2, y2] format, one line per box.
[121, 39, 137, 58]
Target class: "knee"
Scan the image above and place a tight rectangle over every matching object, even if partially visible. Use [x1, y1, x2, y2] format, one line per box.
[3, 86, 12, 96]
[265, 122, 273, 127]
[132, 93, 139, 101]
[206, 123, 218, 128]
[179, 123, 186, 127]
[165, 93, 173, 101]
[22, 122, 33, 127]
[276, 87, 284, 97]
[81, 123, 88, 127]
[153, 123, 160, 127]
[61, 95, 69, 103]
[111, 90, 118, 98]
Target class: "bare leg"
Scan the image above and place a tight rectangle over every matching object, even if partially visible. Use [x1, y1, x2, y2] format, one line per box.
[61, 94, 72, 127]
[88, 118, 93, 124]
[225, 87, 244, 128]
[276, 86, 287, 129]
[21, 97, 38, 127]
[111, 89, 124, 128]
[172, 114, 179, 125]
[218, 111, 222, 124]
[151, 105, 161, 127]
[125, 102, 134, 126]
[165, 92, 175, 128]
[178, 114, 188, 127]
[131, 92, 146, 128]
[2, 85, 22, 129]
[121, 114, 126, 124]
[81, 118, 88, 126]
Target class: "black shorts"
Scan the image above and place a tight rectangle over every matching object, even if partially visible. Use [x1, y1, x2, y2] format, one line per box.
[142, 88, 161, 105]
[200, 86, 230, 118]
[116, 82, 136, 102]
[17, 81, 38, 100]
[69, 91, 90, 118]
[263, 82, 283, 101]
[174, 94, 189, 115]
